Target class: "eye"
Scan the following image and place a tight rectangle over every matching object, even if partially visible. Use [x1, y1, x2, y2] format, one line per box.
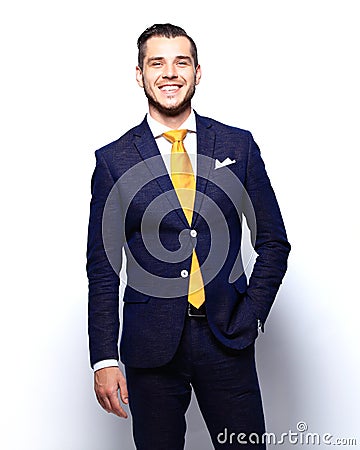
[177, 60, 189, 66]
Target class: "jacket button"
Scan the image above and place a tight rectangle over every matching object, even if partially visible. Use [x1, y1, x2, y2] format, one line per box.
[181, 269, 189, 278]
[190, 229, 197, 237]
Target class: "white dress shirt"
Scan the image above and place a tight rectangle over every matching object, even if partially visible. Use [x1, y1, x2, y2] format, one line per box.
[93, 110, 198, 372]
[147, 109, 197, 177]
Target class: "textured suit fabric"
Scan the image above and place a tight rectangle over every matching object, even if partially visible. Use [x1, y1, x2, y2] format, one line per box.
[87, 112, 291, 369]
[126, 315, 266, 449]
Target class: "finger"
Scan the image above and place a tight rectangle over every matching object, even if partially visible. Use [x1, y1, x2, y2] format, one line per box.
[96, 392, 127, 418]
[118, 375, 129, 404]
[96, 392, 112, 413]
[108, 392, 128, 418]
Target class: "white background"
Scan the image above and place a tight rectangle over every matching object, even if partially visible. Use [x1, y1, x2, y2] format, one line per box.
[1, 0, 359, 448]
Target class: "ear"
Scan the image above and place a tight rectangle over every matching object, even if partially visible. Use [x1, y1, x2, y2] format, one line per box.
[136, 66, 144, 88]
[195, 64, 202, 85]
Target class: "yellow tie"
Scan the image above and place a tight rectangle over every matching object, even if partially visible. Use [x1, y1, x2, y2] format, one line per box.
[163, 129, 205, 309]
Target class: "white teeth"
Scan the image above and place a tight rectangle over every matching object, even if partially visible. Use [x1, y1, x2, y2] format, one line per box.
[160, 85, 179, 91]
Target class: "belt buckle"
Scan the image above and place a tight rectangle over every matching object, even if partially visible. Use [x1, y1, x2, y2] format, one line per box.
[188, 303, 206, 318]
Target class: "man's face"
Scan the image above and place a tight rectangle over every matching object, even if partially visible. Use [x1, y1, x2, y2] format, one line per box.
[136, 36, 201, 118]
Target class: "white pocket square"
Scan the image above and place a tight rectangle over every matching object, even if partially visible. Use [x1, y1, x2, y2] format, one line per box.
[214, 157, 236, 170]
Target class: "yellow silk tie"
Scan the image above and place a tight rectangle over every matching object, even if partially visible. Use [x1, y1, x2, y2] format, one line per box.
[163, 129, 205, 309]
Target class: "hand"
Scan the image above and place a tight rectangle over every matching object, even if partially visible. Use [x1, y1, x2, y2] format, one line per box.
[94, 366, 129, 418]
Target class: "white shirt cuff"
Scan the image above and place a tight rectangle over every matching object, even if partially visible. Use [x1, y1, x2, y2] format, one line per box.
[93, 359, 119, 372]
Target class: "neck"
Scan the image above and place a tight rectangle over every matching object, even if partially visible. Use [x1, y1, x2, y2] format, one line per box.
[148, 105, 192, 129]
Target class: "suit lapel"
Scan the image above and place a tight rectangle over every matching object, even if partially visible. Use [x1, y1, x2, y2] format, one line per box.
[132, 114, 216, 229]
[133, 117, 188, 227]
[192, 113, 216, 227]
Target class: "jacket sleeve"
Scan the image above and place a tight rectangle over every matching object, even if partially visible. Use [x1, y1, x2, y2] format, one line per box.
[244, 132, 291, 328]
[86, 150, 122, 368]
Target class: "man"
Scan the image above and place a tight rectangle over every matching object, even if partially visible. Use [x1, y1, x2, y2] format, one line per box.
[87, 23, 291, 449]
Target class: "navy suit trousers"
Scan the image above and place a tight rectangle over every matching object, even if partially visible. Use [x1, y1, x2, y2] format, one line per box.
[125, 314, 266, 449]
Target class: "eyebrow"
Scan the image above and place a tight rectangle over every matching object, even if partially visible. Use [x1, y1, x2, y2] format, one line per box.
[147, 55, 192, 63]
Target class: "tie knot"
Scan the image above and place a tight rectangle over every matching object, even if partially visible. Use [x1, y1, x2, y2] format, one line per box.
[163, 129, 188, 144]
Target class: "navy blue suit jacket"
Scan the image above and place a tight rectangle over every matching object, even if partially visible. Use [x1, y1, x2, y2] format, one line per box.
[87, 112, 291, 368]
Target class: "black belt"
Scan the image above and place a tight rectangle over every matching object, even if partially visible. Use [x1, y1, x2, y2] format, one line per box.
[188, 303, 206, 317]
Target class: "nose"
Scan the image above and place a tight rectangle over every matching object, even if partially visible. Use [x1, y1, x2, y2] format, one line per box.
[162, 63, 178, 79]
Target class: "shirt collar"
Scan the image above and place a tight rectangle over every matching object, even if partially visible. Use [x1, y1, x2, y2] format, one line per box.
[146, 109, 197, 139]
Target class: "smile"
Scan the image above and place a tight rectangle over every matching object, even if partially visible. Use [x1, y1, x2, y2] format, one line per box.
[158, 84, 182, 93]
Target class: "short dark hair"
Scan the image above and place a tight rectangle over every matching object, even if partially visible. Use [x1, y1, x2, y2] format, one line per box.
[137, 23, 198, 70]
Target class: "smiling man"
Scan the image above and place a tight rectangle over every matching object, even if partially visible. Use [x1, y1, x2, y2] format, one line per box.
[136, 35, 201, 122]
[87, 23, 291, 449]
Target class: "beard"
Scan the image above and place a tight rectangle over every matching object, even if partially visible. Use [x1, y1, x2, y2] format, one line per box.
[143, 77, 196, 117]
